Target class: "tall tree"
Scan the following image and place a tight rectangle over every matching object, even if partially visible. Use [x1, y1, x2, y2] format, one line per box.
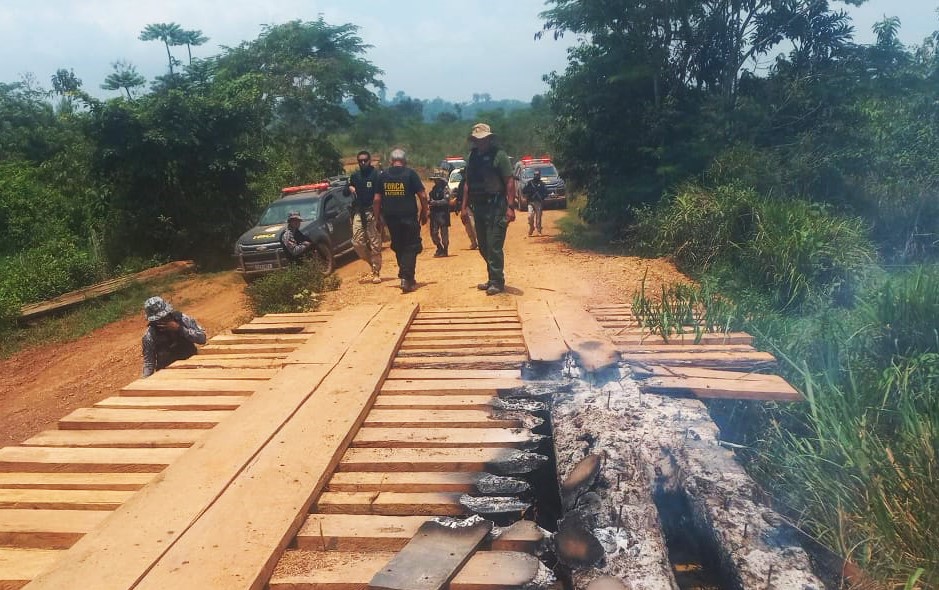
[101, 60, 146, 100]
[139, 23, 184, 75]
[178, 29, 209, 65]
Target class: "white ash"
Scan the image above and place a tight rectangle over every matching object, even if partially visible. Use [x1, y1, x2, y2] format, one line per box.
[460, 494, 531, 514]
[476, 473, 531, 494]
[431, 514, 488, 529]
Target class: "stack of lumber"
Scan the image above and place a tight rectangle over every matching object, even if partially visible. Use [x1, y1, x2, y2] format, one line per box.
[587, 303, 802, 402]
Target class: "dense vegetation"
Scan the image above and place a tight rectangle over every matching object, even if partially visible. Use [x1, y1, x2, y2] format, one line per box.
[542, 0, 938, 585]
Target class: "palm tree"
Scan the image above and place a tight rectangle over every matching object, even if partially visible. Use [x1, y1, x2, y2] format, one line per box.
[139, 22, 184, 74]
[178, 29, 209, 65]
[101, 60, 146, 100]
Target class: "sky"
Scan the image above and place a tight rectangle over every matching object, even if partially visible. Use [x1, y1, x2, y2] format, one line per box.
[1, 0, 937, 103]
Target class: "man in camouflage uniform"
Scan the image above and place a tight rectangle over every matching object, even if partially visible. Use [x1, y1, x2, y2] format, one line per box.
[141, 296, 206, 377]
[461, 123, 516, 295]
[348, 150, 383, 283]
[281, 211, 314, 261]
[428, 174, 451, 257]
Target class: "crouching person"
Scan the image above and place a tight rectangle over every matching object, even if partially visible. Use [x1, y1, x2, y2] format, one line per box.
[142, 296, 207, 377]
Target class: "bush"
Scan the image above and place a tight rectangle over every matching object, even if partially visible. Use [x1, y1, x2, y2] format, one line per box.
[0, 240, 102, 306]
[244, 260, 340, 315]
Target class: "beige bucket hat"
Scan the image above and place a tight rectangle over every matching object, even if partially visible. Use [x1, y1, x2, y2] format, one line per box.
[469, 123, 494, 140]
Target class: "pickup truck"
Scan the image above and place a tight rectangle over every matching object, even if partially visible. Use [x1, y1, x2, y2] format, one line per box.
[233, 182, 355, 281]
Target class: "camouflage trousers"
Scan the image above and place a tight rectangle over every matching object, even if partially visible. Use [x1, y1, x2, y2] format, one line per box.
[470, 195, 509, 287]
[351, 209, 382, 274]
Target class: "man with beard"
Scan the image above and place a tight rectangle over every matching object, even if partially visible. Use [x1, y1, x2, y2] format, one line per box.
[348, 150, 384, 283]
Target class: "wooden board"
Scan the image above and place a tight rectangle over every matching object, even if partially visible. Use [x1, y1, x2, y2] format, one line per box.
[642, 375, 803, 401]
[372, 395, 496, 410]
[58, 408, 229, 430]
[208, 334, 309, 345]
[0, 447, 184, 473]
[418, 306, 516, 313]
[0, 509, 108, 549]
[630, 365, 776, 381]
[339, 448, 525, 473]
[0, 488, 132, 510]
[197, 344, 298, 355]
[549, 299, 620, 372]
[411, 317, 519, 325]
[94, 396, 247, 411]
[407, 324, 523, 333]
[364, 410, 522, 429]
[231, 324, 305, 334]
[22, 304, 384, 590]
[120, 379, 262, 396]
[518, 299, 569, 363]
[621, 350, 776, 370]
[315, 491, 466, 516]
[295, 515, 542, 552]
[617, 344, 757, 353]
[269, 550, 541, 590]
[386, 369, 520, 381]
[0, 473, 153, 491]
[0, 548, 61, 590]
[392, 356, 526, 370]
[352, 428, 537, 449]
[170, 358, 287, 369]
[380, 379, 524, 394]
[396, 347, 527, 357]
[368, 519, 490, 590]
[128, 304, 417, 590]
[401, 330, 522, 342]
[149, 368, 278, 380]
[400, 337, 525, 349]
[21, 429, 206, 449]
[613, 332, 754, 346]
[327, 472, 485, 493]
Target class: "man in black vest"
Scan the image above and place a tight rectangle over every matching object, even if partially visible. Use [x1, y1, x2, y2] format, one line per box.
[522, 169, 548, 236]
[374, 148, 429, 293]
[461, 123, 516, 295]
[348, 150, 383, 284]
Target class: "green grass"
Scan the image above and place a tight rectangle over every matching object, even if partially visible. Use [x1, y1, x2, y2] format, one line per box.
[0, 277, 180, 359]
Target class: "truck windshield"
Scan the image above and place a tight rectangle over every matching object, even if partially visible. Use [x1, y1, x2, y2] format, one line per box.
[258, 197, 321, 225]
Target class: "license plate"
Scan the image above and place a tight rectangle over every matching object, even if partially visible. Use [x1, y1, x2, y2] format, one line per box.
[251, 263, 274, 271]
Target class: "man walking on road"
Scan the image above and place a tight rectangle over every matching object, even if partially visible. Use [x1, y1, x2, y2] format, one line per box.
[348, 150, 383, 283]
[141, 296, 206, 377]
[374, 148, 429, 293]
[522, 169, 548, 236]
[428, 175, 451, 257]
[461, 123, 516, 295]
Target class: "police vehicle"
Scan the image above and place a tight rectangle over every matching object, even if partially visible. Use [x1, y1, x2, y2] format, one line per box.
[513, 155, 567, 209]
[233, 182, 355, 281]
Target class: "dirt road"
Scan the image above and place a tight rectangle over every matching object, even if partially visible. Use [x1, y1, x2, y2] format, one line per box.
[0, 209, 687, 445]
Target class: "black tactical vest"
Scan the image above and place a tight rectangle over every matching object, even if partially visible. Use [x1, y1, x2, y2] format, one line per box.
[465, 148, 506, 196]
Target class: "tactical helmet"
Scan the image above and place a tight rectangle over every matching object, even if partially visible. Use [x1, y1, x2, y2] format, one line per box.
[390, 148, 407, 164]
[144, 296, 174, 323]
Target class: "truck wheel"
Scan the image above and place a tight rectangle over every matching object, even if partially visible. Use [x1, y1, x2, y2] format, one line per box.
[315, 243, 334, 274]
